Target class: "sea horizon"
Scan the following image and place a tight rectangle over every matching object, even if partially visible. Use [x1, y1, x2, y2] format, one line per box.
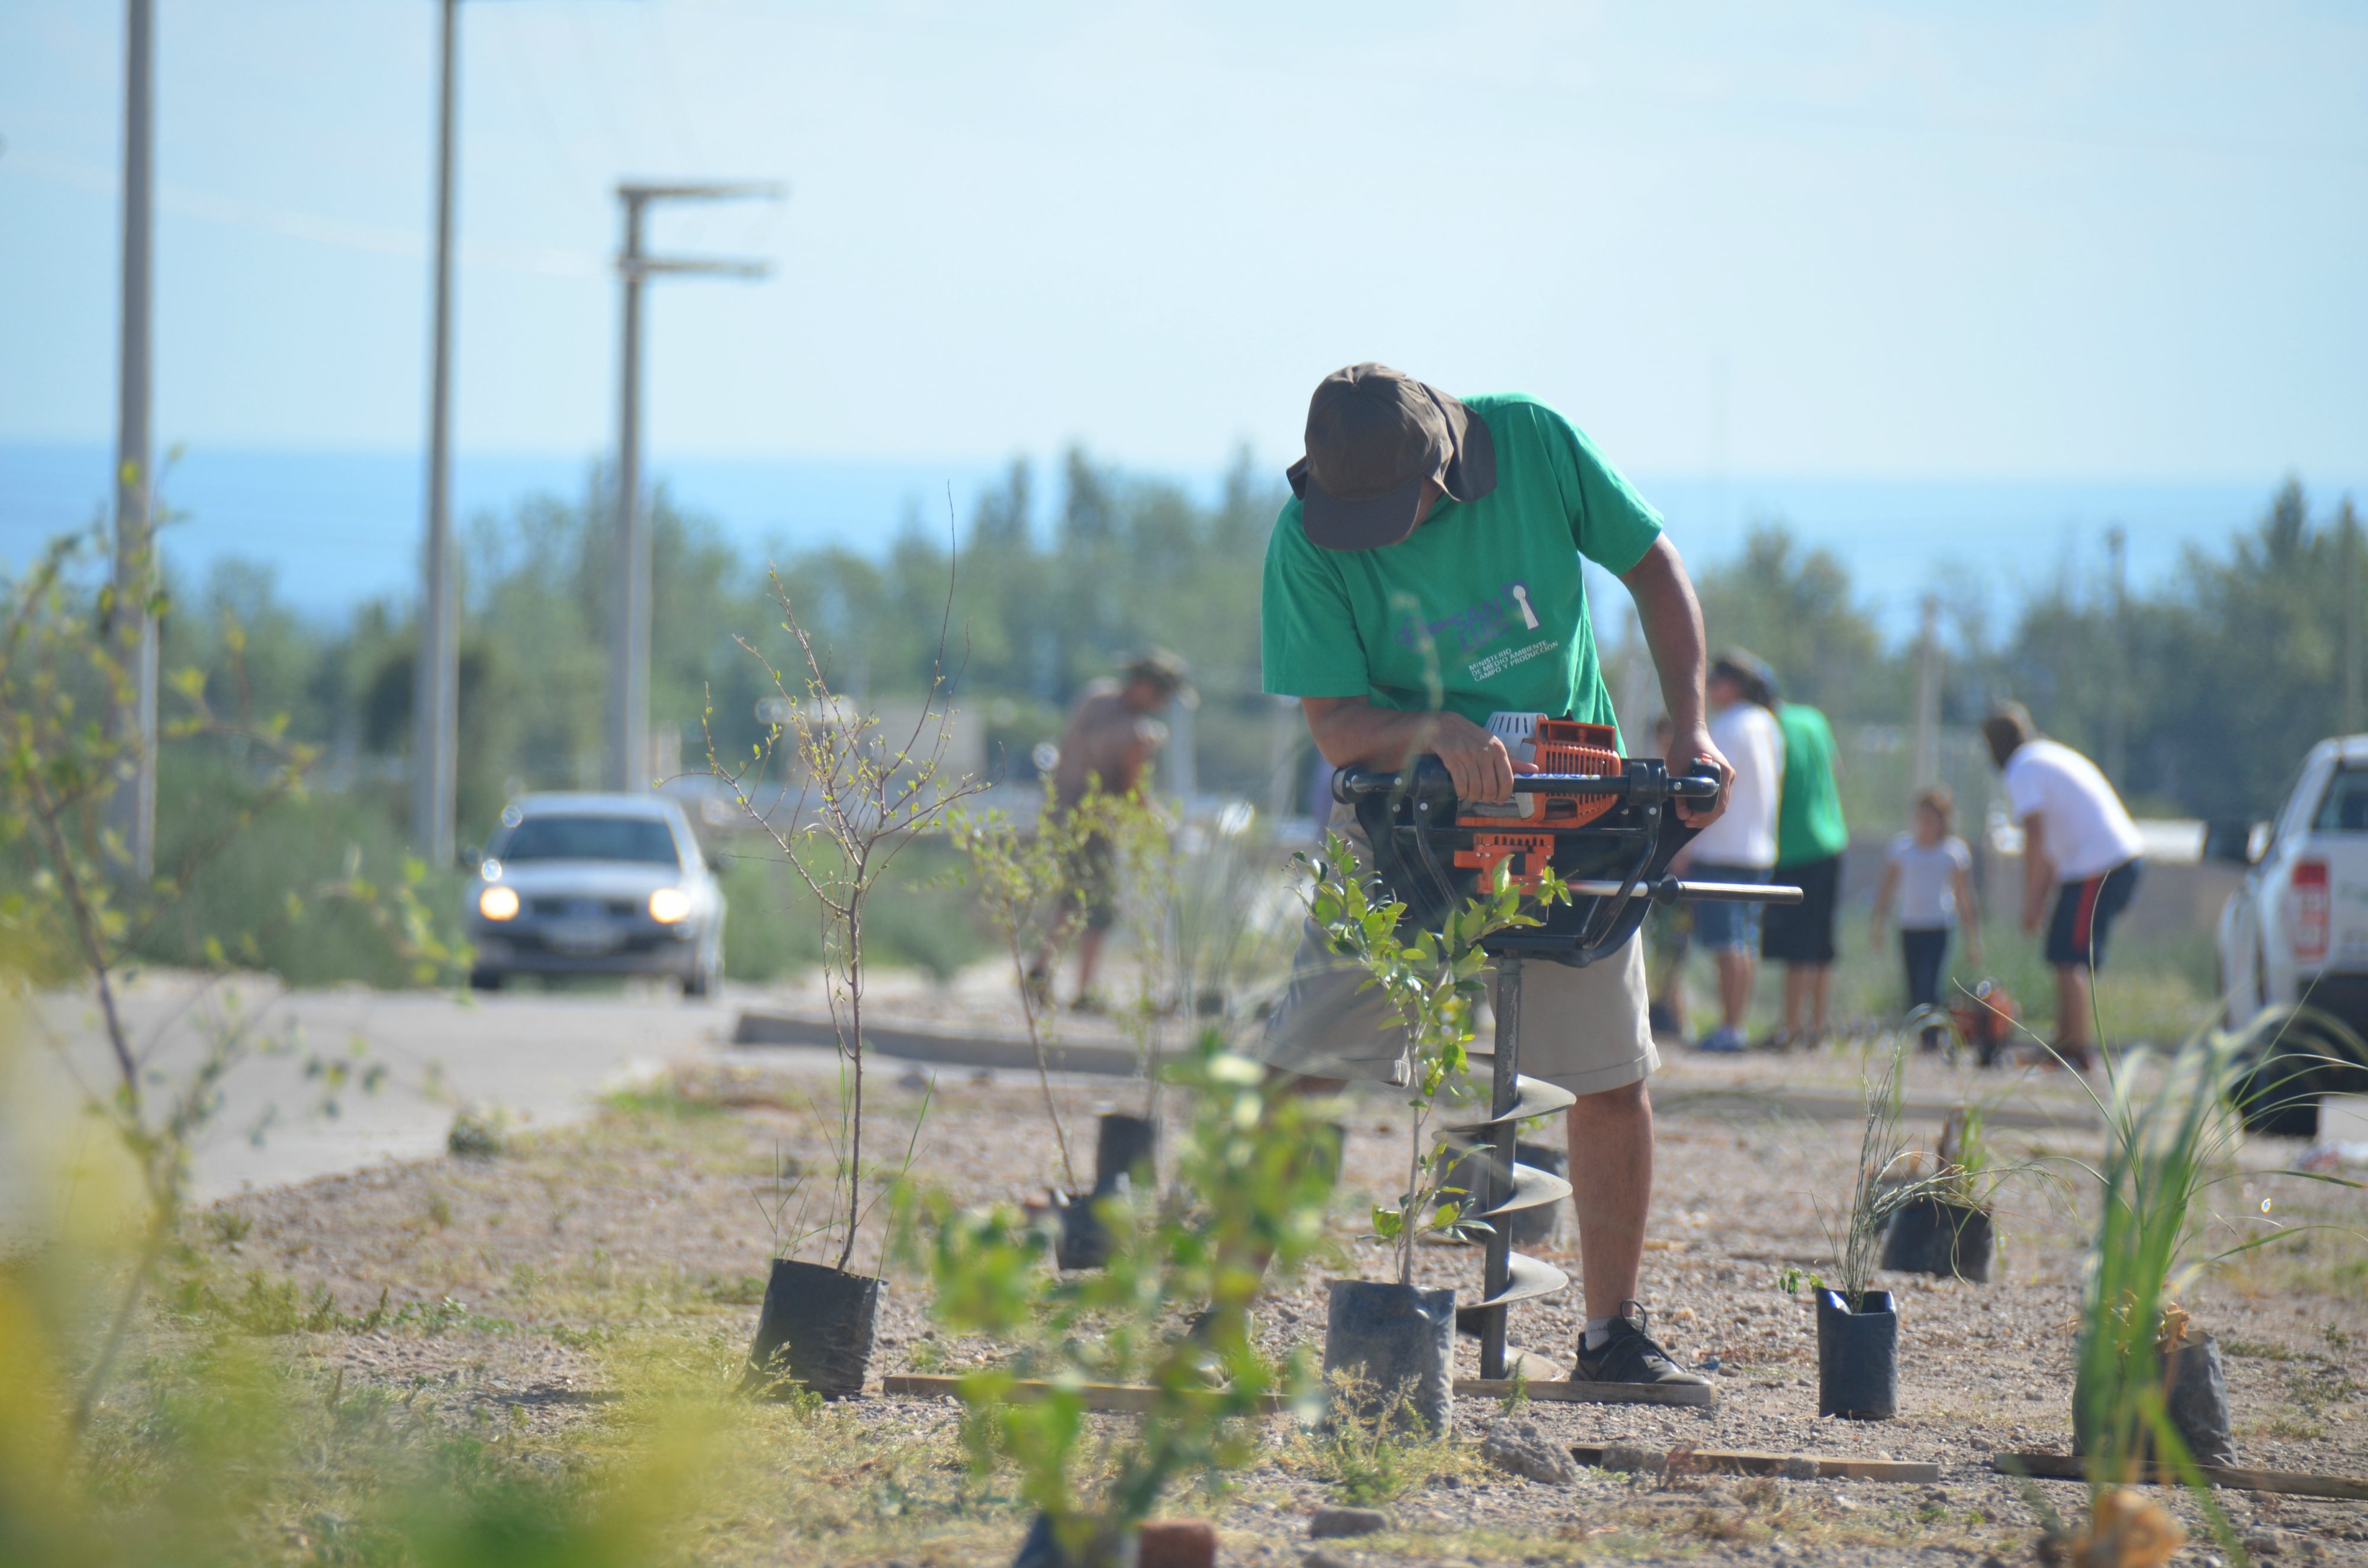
[3, 439, 2357, 641]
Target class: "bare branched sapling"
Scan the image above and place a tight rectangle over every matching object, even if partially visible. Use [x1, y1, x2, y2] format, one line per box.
[704, 564, 985, 1273]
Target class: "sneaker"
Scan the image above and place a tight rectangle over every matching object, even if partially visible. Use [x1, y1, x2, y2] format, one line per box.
[1695, 1025, 1746, 1054]
[1647, 1000, 1683, 1039]
[1571, 1303, 1711, 1387]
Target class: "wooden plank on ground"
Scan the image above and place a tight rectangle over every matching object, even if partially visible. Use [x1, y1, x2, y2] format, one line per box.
[886, 1373, 1717, 1416]
[1569, 1444, 1938, 1483]
[1993, 1452, 2368, 1501]
[1455, 1377, 1717, 1409]
[879, 1374, 1295, 1415]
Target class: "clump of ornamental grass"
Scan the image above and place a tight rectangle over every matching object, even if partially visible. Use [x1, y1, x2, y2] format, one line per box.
[2009, 1006, 2363, 1567]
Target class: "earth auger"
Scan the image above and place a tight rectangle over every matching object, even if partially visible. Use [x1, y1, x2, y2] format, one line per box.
[1332, 719, 1801, 1380]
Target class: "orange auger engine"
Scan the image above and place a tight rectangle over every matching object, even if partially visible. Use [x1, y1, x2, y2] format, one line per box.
[1453, 719, 1624, 894]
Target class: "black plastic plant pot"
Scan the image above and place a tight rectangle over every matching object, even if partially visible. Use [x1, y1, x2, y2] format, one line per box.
[2073, 1329, 2235, 1467]
[1012, 1512, 1138, 1568]
[1093, 1112, 1158, 1195]
[1442, 1138, 1567, 1247]
[1054, 1192, 1109, 1271]
[741, 1257, 879, 1400]
[1323, 1279, 1456, 1434]
[1878, 1196, 1994, 1283]
[1815, 1287, 1899, 1420]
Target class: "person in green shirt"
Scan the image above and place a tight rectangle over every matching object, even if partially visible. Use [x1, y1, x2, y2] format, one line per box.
[1258, 363, 1733, 1389]
[1761, 696, 1849, 1047]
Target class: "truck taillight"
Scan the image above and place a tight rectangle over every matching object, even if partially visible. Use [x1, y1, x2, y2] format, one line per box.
[2290, 859, 2329, 964]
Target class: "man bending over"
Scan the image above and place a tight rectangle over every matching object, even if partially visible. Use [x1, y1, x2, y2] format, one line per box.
[1255, 363, 1730, 1387]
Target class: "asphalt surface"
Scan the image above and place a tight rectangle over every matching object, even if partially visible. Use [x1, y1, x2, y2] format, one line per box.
[3, 976, 826, 1221]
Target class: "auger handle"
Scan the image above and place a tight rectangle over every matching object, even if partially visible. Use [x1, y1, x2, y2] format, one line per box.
[1331, 758, 1724, 806]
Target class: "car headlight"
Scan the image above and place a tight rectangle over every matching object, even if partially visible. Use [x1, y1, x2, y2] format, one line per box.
[478, 884, 520, 921]
[649, 887, 693, 924]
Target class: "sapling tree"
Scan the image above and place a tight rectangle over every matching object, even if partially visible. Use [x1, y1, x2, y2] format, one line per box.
[1298, 830, 1569, 1287]
[950, 774, 1105, 1191]
[706, 565, 986, 1271]
[1, 527, 464, 1430]
[909, 1035, 1340, 1568]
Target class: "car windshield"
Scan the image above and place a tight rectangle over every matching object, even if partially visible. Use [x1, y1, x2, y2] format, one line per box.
[496, 815, 681, 865]
[2312, 767, 2368, 833]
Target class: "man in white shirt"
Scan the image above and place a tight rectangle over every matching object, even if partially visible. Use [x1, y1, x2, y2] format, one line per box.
[1981, 702, 2145, 1071]
[1679, 653, 1785, 1052]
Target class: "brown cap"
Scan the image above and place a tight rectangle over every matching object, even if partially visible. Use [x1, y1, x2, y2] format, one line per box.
[1286, 363, 1498, 550]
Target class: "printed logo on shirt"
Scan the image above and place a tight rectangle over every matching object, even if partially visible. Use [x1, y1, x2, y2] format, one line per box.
[1469, 639, 1560, 684]
[1392, 582, 1543, 661]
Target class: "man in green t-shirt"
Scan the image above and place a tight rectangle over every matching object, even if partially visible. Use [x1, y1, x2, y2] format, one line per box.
[1258, 363, 1733, 1388]
[1761, 698, 1848, 1047]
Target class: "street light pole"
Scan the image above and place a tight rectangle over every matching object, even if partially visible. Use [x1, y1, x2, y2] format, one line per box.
[411, 0, 461, 864]
[109, 0, 158, 880]
[605, 181, 778, 793]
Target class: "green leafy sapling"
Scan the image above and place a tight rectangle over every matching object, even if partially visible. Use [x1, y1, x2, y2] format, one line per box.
[910, 1035, 1340, 1568]
[1297, 830, 1569, 1288]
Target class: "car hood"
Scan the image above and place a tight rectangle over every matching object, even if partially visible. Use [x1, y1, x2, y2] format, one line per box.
[484, 861, 689, 899]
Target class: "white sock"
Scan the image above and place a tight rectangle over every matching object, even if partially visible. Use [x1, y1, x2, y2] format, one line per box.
[1582, 1317, 1614, 1351]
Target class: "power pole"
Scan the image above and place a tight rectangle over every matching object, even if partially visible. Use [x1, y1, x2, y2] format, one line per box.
[606, 181, 778, 793]
[1912, 594, 1940, 791]
[2103, 525, 2128, 785]
[411, 0, 461, 864]
[2343, 499, 2361, 735]
[108, 0, 158, 880]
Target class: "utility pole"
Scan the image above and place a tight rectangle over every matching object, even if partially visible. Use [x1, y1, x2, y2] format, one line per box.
[2103, 526, 2128, 786]
[606, 181, 779, 793]
[108, 0, 158, 880]
[411, 0, 461, 864]
[1912, 594, 1941, 791]
[2343, 499, 2361, 735]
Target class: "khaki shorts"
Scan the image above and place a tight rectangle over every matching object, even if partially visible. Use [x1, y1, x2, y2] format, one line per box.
[1254, 810, 1658, 1099]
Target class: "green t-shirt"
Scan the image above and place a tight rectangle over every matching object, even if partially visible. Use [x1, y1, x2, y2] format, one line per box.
[1259, 394, 1663, 741]
[1774, 702, 1848, 865]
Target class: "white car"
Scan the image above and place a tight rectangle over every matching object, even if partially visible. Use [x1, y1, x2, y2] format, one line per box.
[466, 793, 726, 998]
[2215, 735, 2368, 1131]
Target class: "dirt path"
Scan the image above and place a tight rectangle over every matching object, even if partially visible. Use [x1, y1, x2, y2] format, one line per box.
[175, 1057, 2368, 1566]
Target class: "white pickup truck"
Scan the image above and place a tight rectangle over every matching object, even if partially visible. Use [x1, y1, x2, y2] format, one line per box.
[2216, 733, 2368, 1133]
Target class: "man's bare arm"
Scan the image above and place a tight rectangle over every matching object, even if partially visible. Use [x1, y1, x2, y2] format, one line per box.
[1300, 698, 1532, 805]
[1619, 536, 1730, 826]
[2020, 814, 2054, 933]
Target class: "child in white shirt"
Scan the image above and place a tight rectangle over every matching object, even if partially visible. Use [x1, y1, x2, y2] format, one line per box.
[1869, 786, 1983, 1049]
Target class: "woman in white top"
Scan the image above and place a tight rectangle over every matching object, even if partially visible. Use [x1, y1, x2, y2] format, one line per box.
[1678, 652, 1785, 1053]
[1869, 785, 1983, 1050]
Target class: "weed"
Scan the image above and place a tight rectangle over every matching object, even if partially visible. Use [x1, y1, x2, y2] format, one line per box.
[701, 1274, 768, 1307]
[447, 1104, 511, 1158]
[201, 1208, 254, 1247]
[424, 1193, 455, 1230]
[1295, 1373, 1467, 1505]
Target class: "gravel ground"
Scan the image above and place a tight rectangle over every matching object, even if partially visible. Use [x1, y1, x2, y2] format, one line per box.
[191, 1055, 2368, 1566]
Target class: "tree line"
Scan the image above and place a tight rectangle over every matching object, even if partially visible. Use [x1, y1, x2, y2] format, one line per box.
[156, 462, 2359, 845]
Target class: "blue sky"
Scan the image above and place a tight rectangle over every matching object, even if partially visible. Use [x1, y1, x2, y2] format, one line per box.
[4, 1, 2363, 485]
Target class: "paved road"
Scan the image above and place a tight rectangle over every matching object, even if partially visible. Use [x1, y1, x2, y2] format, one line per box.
[5, 977, 839, 1216]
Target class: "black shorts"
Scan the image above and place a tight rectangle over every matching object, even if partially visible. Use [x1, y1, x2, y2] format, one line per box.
[2045, 859, 2141, 968]
[1761, 854, 1842, 965]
